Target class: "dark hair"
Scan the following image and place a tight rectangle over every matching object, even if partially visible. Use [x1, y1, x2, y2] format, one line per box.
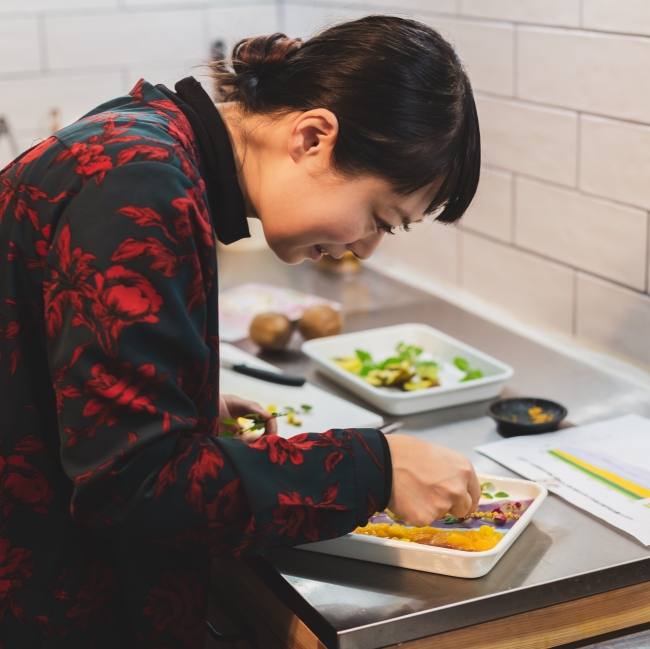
[209, 16, 480, 224]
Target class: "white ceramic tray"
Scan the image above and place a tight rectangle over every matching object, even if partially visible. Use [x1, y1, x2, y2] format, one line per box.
[299, 475, 547, 578]
[301, 323, 514, 415]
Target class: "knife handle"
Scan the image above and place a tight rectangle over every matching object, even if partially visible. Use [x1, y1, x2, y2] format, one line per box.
[231, 364, 306, 387]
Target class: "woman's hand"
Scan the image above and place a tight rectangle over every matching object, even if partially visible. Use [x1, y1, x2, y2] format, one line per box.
[385, 434, 480, 527]
[219, 394, 278, 442]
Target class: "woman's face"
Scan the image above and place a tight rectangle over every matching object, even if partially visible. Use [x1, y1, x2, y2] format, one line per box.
[222, 107, 437, 265]
[258, 166, 434, 265]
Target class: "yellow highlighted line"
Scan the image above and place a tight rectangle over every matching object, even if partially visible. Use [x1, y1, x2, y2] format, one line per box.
[549, 449, 650, 500]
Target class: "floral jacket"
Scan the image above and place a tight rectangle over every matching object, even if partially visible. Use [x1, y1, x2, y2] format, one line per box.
[0, 79, 389, 649]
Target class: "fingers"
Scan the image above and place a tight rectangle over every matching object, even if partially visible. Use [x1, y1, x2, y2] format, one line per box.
[448, 490, 473, 518]
[467, 468, 481, 513]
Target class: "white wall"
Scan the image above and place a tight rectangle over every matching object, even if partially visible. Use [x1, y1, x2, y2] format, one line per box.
[0, 0, 280, 164]
[2, 0, 649, 368]
[364, 0, 650, 369]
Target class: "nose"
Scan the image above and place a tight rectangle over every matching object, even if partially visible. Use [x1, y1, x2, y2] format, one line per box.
[347, 231, 385, 261]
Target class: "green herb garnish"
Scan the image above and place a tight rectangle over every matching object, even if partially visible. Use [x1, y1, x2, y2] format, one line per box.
[454, 357, 484, 382]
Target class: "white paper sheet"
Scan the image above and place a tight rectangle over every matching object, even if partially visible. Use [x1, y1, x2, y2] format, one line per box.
[475, 414, 650, 545]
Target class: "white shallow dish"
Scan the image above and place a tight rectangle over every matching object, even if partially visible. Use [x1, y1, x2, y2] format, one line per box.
[299, 475, 547, 579]
[301, 323, 514, 415]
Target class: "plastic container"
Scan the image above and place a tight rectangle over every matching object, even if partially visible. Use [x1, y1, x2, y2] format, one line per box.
[301, 323, 514, 415]
[298, 475, 547, 578]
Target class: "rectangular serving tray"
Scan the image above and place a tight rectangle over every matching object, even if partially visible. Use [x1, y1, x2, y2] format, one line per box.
[298, 475, 547, 578]
[301, 323, 514, 415]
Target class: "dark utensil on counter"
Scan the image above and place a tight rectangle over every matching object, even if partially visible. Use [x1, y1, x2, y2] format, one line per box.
[220, 361, 306, 387]
[487, 397, 567, 437]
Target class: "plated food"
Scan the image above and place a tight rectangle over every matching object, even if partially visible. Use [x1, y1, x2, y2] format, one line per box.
[333, 343, 483, 392]
[301, 323, 514, 415]
[354, 498, 532, 552]
[299, 475, 547, 578]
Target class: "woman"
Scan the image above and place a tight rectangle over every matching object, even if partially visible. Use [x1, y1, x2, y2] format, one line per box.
[0, 15, 481, 649]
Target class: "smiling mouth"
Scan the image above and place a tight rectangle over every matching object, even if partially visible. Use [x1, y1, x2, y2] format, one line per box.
[315, 244, 326, 255]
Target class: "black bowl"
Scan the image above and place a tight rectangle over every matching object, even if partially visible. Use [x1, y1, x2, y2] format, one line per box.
[487, 397, 567, 438]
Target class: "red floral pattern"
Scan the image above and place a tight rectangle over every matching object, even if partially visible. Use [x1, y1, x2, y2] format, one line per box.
[272, 483, 349, 542]
[0, 537, 36, 623]
[0, 79, 387, 648]
[144, 570, 205, 646]
[0, 454, 55, 517]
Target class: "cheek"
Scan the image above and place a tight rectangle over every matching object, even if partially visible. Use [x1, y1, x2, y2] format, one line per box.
[257, 170, 369, 244]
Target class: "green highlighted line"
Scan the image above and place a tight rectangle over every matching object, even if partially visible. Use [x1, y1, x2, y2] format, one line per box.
[548, 450, 643, 500]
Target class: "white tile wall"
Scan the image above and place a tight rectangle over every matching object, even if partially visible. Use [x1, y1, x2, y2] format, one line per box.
[0, 18, 41, 74]
[0, 72, 124, 133]
[0, 0, 117, 11]
[518, 27, 650, 124]
[459, 0, 580, 28]
[576, 273, 650, 367]
[208, 4, 278, 44]
[476, 95, 577, 186]
[461, 167, 512, 243]
[356, 0, 456, 11]
[583, 0, 650, 38]
[426, 17, 514, 96]
[580, 115, 650, 210]
[45, 9, 207, 69]
[377, 221, 460, 287]
[515, 177, 648, 291]
[461, 231, 575, 335]
[284, 3, 370, 38]
[2, 0, 650, 368]
[125, 63, 200, 92]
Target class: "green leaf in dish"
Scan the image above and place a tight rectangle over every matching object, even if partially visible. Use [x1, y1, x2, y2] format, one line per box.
[454, 357, 470, 372]
[356, 349, 373, 363]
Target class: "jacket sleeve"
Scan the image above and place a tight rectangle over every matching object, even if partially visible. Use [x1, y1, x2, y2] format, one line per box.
[45, 160, 389, 557]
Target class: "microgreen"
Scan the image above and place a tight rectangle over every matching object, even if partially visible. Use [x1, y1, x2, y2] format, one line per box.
[219, 404, 314, 436]
[454, 357, 484, 382]
[494, 491, 509, 498]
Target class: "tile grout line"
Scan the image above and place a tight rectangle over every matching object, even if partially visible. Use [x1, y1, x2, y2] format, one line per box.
[510, 172, 517, 244]
[475, 89, 650, 130]
[276, 0, 286, 33]
[464, 226, 650, 297]
[456, 224, 463, 288]
[578, 0, 584, 29]
[575, 111, 582, 189]
[512, 23, 518, 98]
[486, 166, 649, 216]
[572, 270, 578, 338]
[646, 212, 650, 294]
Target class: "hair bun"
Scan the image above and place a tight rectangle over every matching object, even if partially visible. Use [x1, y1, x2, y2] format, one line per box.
[232, 33, 303, 75]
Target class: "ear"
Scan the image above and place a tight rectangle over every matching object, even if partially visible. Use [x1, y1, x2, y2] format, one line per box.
[287, 109, 339, 167]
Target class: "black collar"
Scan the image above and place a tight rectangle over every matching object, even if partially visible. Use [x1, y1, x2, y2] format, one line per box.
[156, 77, 250, 245]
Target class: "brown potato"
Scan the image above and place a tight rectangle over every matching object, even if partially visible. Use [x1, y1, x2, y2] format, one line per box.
[298, 305, 344, 341]
[249, 312, 292, 350]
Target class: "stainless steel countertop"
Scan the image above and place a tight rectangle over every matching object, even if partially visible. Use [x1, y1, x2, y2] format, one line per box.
[219, 249, 650, 649]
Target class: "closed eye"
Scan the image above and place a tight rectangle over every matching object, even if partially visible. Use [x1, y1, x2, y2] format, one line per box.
[375, 217, 397, 235]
